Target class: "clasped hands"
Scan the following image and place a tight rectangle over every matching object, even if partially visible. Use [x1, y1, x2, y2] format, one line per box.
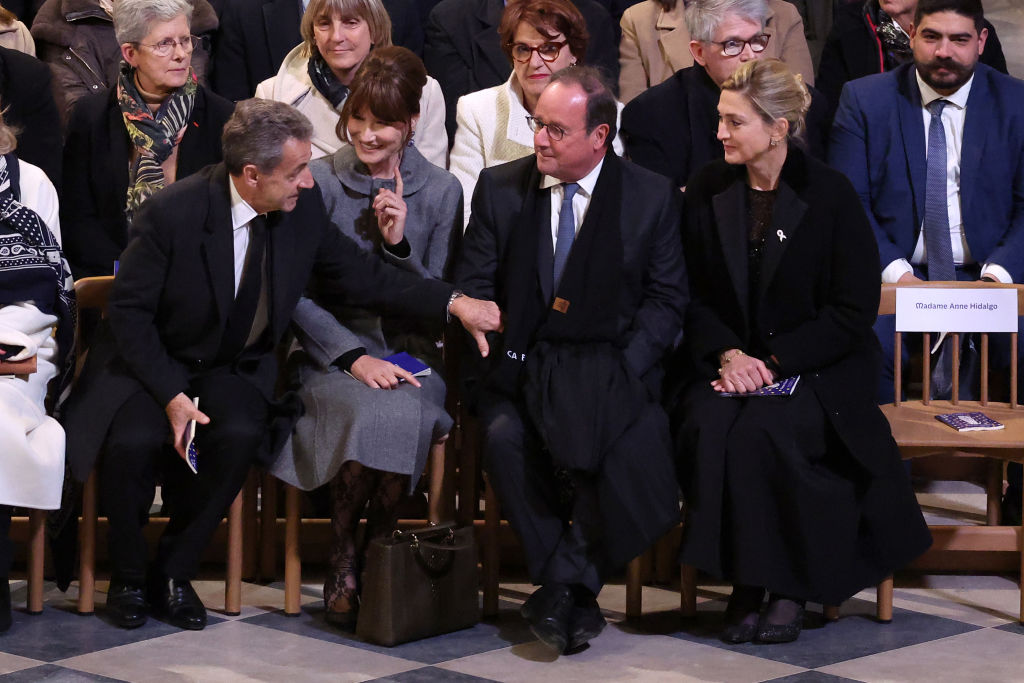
[711, 349, 775, 394]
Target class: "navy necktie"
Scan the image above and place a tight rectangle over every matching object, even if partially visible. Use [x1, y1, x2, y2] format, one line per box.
[924, 99, 955, 282]
[552, 182, 579, 290]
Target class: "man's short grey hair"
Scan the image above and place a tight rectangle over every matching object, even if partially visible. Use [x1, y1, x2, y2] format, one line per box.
[113, 0, 194, 45]
[223, 99, 314, 175]
[684, 0, 769, 43]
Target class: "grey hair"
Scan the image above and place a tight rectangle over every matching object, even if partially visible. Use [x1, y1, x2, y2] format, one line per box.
[684, 0, 769, 43]
[222, 99, 314, 174]
[113, 0, 194, 45]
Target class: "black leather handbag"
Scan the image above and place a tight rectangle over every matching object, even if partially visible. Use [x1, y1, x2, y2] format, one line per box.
[356, 523, 479, 646]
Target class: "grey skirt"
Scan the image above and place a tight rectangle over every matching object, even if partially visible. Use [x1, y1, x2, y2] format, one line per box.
[270, 356, 453, 492]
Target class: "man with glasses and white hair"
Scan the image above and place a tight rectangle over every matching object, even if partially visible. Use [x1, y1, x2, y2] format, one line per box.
[456, 66, 687, 656]
[620, 0, 828, 190]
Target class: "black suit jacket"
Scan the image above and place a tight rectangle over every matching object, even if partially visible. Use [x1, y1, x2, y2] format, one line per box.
[816, 1, 1007, 117]
[455, 152, 687, 390]
[621, 65, 830, 190]
[211, 0, 424, 102]
[0, 46, 61, 189]
[60, 85, 235, 278]
[682, 148, 892, 475]
[424, 0, 620, 143]
[62, 163, 453, 479]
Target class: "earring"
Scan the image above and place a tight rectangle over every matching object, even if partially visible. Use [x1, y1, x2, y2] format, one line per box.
[769, 137, 779, 148]
[407, 130, 415, 147]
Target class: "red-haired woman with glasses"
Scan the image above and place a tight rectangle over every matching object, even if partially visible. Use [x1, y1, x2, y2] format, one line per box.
[448, 0, 624, 228]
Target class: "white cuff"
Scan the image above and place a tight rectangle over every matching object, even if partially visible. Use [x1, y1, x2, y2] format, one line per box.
[980, 263, 1013, 284]
[882, 258, 914, 284]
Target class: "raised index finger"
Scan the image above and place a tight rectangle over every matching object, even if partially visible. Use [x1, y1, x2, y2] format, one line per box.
[394, 165, 403, 197]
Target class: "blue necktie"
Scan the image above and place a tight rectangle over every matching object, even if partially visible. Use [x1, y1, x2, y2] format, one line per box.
[552, 182, 579, 290]
[924, 99, 955, 282]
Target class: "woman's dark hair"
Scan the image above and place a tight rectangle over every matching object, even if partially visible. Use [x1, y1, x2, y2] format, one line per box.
[337, 46, 427, 143]
[498, 0, 589, 65]
[914, 0, 985, 33]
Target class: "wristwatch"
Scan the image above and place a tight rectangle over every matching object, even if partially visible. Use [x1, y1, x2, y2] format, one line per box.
[446, 289, 464, 323]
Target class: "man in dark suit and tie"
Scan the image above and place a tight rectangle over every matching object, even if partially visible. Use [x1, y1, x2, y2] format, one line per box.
[61, 99, 501, 631]
[455, 66, 687, 654]
[830, 0, 1024, 515]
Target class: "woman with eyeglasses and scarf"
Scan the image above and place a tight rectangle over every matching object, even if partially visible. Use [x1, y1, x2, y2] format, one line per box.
[0, 109, 76, 634]
[448, 0, 624, 229]
[60, 0, 233, 279]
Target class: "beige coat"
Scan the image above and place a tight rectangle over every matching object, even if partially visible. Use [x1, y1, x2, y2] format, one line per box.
[618, 0, 814, 104]
[255, 44, 448, 167]
[0, 19, 34, 55]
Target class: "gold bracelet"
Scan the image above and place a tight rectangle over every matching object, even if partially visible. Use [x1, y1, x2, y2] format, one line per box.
[717, 349, 745, 376]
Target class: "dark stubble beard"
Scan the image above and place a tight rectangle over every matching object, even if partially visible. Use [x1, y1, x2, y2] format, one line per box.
[917, 57, 974, 93]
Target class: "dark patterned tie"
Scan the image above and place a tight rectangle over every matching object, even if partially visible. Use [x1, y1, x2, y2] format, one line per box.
[924, 99, 955, 282]
[552, 182, 579, 290]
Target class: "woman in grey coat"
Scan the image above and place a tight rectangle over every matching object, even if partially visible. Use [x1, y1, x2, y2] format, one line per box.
[270, 46, 461, 628]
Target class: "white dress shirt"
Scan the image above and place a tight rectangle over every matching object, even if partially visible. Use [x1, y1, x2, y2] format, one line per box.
[228, 175, 258, 295]
[882, 73, 1010, 283]
[541, 157, 605, 255]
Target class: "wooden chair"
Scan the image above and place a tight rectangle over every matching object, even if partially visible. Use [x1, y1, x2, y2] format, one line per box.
[1, 356, 46, 615]
[877, 281, 1024, 623]
[72, 276, 247, 616]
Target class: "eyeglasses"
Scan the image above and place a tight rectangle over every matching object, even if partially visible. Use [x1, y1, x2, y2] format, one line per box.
[709, 33, 770, 57]
[507, 40, 568, 63]
[135, 35, 205, 57]
[525, 115, 570, 141]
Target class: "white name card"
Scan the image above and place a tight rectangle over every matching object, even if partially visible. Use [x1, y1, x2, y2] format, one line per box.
[895, 288, 1018, 332]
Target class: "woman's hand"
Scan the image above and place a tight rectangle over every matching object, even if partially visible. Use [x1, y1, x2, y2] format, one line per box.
[711, 350, 775, 393]
[373, 166, 407, 246]
[349, 354, 421, 389]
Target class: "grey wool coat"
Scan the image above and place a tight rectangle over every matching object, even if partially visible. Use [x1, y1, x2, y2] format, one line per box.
[270, 144, 462, 491]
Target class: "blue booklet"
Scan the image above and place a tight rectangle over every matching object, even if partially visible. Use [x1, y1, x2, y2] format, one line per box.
[936, 412, 1004, 432]
[384, 351, 431, 379]
[184, 396, 199, 474]
[719, 375, 800, 398]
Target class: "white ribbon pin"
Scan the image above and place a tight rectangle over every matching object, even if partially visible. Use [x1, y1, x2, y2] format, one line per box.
[777, 229, 787, 243]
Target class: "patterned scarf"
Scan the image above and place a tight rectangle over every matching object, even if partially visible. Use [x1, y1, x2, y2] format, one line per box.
[0, 153, 76, 394]
[871, 1, 913, 71]
[307, 53, 349, 109]
[117, 62, 198, 224]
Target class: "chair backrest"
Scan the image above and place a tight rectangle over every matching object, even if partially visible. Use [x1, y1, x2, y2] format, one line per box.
[74, 276, 115, 312]
[879, 282, 1024, 408]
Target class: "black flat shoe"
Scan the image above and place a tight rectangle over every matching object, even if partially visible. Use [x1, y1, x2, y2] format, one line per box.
[721, 585, 764, 644]
[756, 596, 805, 644]
[0, 578, 11, 633]
[522, 584, 573, 653]
[721, 621, 758, 644]
[106, 581, 148, 629]
[151, 578, 206, 631]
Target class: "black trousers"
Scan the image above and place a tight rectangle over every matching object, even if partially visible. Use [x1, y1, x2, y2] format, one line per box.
[0, 505, 10, 578]
[479, 399, 603, 596]
[100, 372, 267, 584]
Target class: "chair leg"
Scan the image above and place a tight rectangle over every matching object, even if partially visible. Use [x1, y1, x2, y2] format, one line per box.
[877, 576, 894, 623]
[78, 471, 97, 615]
[284, 485, 302, 616]
[27, 509, 45, 615]
[224, 487, 243, 616]
[482, 477, 500, 618]
[427, 440, 447, 525]
[680, 564, 697, 617]
[242, 472, 258, 581]
[259, 474, 278, 581]
[626, 555, 643, 619]
[823, 605, 840, 621]
[988, 459, 1003, 526]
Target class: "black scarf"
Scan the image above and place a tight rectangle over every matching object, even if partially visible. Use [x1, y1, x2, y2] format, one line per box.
[0, 153, 76, 396]
[308, 54, 350, 109]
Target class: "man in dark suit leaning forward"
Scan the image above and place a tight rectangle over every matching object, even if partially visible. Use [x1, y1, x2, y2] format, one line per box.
[62, 99, 501, 631]
[455, 66, 688, 655]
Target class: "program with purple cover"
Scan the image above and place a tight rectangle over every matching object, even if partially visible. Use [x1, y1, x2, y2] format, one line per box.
[935, 412, 1005, 432]
[719, 375, 800, 398]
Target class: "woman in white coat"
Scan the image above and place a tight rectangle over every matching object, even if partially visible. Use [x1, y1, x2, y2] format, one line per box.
[448, 0, 624, 229]
[0, 112, 75, 633]
[255, 0, 447, 167]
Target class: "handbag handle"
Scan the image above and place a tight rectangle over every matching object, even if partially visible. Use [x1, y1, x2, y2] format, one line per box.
[404, 527, 471, 578]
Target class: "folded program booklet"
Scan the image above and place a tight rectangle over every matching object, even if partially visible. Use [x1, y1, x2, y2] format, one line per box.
[719, 375, 800, 398]
[936, 412, 1005, 432]
[384, 351, 431, 378]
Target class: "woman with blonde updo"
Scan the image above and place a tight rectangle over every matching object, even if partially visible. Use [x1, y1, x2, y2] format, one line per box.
[674, 59, 930, 644]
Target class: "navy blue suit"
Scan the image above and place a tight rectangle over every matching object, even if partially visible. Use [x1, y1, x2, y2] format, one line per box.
[830, 62, 1024, 283]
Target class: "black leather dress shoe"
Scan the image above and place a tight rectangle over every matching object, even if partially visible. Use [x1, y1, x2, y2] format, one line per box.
[151, 578, 207, 630]
[106, 581, 148, 629]
[0, 578, 11, 633]
[522, 584, 573, 653]
[567, 598, 606, 652]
